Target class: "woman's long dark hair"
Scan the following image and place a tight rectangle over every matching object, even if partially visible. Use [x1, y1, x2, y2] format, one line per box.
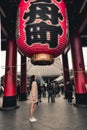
[30, 75, 35, 91]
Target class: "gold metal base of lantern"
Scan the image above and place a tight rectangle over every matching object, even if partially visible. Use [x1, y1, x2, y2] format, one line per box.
[31, 53, 54, 65]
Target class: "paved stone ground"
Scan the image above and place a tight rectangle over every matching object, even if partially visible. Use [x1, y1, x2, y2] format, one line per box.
[0, 95, 87, 130]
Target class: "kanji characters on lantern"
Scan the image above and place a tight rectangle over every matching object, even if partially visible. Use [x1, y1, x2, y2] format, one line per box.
[16, 0, 69, 65]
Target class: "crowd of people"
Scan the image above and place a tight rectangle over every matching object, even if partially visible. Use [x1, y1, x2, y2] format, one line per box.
[28, 75, 75, 122]
[0, 75, 74, 123]
[27, 75, 65, 122]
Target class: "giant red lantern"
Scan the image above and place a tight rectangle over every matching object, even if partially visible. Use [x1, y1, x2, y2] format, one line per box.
[16, 0, 69, 65]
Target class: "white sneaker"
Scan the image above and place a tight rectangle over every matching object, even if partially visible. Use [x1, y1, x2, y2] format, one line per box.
[29, 117, 37, 122]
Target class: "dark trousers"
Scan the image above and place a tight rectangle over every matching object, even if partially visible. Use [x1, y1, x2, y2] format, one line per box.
[48, 91, 54, 103]
[67, 92, 73, 102]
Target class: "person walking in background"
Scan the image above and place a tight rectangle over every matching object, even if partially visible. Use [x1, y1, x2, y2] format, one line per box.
[29, 75, 38, 122]
[66, 81, 73, 103]
[17, 81, 21, 100]
[47, 83, 54, 103]
[0, 83, 4, 96]
[38, 84, 42, 102]
[60, 83, 64, 95]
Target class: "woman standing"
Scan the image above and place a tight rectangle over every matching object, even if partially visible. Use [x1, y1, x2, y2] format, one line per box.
[29, 75, 38, 122]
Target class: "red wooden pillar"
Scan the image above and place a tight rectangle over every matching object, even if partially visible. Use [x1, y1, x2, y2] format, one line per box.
[62, 52, 70, 99]
[1, 39, 18, 110]
[19, 55, 27, 101]
[71, 33, 87, 106]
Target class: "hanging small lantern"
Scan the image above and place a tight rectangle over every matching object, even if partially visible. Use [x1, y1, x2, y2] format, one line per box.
[16, 0, 69, 65]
